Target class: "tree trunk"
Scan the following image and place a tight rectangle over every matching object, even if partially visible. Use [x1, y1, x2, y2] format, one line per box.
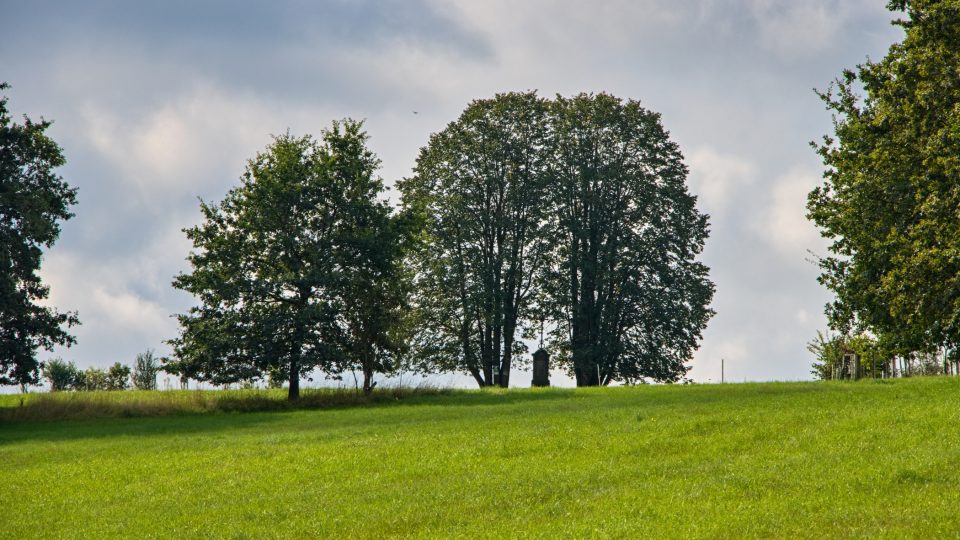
[499, 308, 519, 388]
[287, 357, 300, 401]
[481, 323, 494, 386]
[362, 365, 376, 395]
[500, 329, 513, 388]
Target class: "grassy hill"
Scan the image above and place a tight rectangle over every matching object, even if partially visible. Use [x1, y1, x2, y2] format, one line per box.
[3, 378, 960, 538]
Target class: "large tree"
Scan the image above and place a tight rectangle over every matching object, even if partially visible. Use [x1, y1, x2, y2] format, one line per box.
[0, 83, 79, 391]
[807, 1, 960, 354]
[170, 121, 406, 399]
[400, 92, 552, 387]
[544, 94, 714, 386]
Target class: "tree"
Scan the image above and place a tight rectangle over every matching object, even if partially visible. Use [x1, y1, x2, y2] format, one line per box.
[105, 362, 131, 390]
[808, 1, 960, 354]
[78, 367, 107, 391]
[400, 92, 552, 387]
[0, 83, 79, 391]
[41, 357, 82, 391]
[171, 121, 404, 400]
[543, 94, 714, 386]
[131, 350, 160, 390]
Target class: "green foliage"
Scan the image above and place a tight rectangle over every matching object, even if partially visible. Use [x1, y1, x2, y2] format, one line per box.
[79, 367, 107, 392]
[402, 92, 714, 387]
[544, 93, 714, 385]
[171, 121, 408, 400]
[5, 379, 960, 536]
[106, 362, 130, 390]
[266, 365, 285, 389]
[808, 1, 960, 353]
[131, 350, 160, 390]
[41, 357, 82, 391]
[400, 91, 552, 387]
[807, 331, 893, 380]
[0, 82, 80, 390]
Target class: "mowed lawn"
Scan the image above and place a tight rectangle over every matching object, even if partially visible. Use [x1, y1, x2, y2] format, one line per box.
[3, 378, 960, 538]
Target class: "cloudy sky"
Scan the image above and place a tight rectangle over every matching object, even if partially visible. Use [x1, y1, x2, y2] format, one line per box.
[1, 1, 904, 386]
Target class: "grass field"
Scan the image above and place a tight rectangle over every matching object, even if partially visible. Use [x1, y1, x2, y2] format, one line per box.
[3, 378, 960, 538]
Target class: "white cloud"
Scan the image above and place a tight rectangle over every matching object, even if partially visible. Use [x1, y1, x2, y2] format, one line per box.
[752, 167, 827, 260]
[690, 334, 749, 382]
[38, 223, 194, 367]
[80, 83, 347, 204]
[686, 147, 755, 217]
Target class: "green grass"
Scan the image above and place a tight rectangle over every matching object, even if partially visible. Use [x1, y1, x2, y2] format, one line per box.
[0, 386, 454, 422]
[3, 378, 960, 538]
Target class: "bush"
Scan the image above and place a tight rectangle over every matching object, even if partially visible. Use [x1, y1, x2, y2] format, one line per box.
[106, 362, 131, 390]
[41, 358, 82, 391]
[131, 350, 160, 390]
[79, 367, 107, 391]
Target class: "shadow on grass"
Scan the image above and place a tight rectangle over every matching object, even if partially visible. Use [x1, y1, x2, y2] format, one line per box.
[0, 409, 282, 445]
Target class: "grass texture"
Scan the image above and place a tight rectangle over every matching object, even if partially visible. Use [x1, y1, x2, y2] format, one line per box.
[3, 378, 960, 538]
[0, 386, 453, 423]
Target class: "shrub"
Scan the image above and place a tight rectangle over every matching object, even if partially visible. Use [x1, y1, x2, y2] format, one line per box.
[41, 358, 82, 391]
[106, 362, 131, 390]
[79, 367, 107, 391]
[131, 350, 160, 390]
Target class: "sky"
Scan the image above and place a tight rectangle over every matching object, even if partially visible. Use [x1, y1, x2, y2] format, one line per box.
[1, 0, 905, 388]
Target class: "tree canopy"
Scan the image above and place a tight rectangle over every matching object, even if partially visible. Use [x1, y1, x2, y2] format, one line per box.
[403, 92, 714, 387]
[807, 0, 960, 354]
[544, 94, 714, 385]
[400, 92, 552, 387]
[170, 121, 409, 399]
[0, 83, 79, 390]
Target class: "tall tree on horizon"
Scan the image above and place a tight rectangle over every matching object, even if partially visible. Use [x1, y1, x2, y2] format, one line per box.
[170, 121, 405, 400]
[543, 93, 714, 386]
[400, 92, 552, 387]
[0, 82, 79, 392]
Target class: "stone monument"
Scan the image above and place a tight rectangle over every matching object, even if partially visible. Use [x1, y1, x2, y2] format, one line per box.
[531, 348, 550, 387]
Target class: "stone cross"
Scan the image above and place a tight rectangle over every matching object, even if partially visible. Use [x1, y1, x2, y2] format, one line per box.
[532, 348, 550, 387]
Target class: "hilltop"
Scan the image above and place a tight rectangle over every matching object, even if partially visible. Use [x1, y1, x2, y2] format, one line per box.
[3, 378, 960, 537]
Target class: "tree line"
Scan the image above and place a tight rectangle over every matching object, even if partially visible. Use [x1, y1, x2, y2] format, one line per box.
[166, 92, 715, 399]
[42, 350, 162, 391]
[0, 87, 714, 398]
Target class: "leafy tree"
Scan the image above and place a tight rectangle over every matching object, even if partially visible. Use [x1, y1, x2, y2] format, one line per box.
[41, 357, 82, 391]
[400, 92, 552, 387]
[131, 350, 160, 390]
[543, 94, 714, 386]
[105, 362, 130, 390]
[808, 1, 960, 354]
[78, 367, 107, 391]
[0, 83, 79, 390]
[171, 121, 405, 400]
